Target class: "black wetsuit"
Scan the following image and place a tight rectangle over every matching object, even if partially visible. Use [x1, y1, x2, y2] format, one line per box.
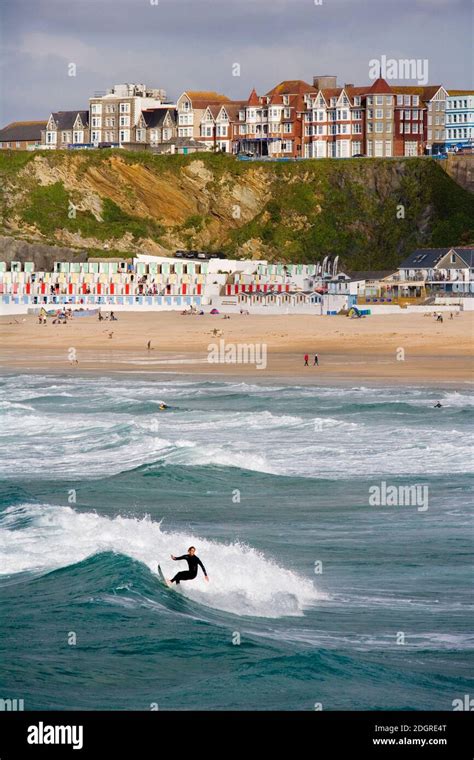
[171, 554, 207, 584]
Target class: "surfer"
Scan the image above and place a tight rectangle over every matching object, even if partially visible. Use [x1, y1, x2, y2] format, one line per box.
[159, 403, 168, 410]
[434, 402, 442, 408]
[169, 547, 209, 585]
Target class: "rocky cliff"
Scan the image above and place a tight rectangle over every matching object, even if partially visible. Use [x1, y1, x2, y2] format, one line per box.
[0, 151, 472, 270]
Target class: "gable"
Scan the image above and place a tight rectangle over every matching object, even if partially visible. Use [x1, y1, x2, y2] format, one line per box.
[437, 249, 472, 269]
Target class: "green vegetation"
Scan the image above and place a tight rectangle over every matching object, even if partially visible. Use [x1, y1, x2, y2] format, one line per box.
[21, 182, 164, 243]
[0, 151, 472, 269]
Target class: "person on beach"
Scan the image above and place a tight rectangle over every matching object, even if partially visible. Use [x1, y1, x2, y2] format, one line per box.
[313, 354, 319, 366]
[169, 547, 209, 585]
[304, 353, 309, 366]
[147, 340, 152, 350]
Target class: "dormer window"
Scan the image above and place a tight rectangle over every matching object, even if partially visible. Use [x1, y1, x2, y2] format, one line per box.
[283, 95, 290, 105]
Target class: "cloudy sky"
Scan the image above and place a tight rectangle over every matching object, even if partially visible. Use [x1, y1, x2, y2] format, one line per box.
[0, 0, 472, 125]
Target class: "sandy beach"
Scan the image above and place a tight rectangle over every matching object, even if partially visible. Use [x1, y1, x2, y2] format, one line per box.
[0, 310, 472, 384]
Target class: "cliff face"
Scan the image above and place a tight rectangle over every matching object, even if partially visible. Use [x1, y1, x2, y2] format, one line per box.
[0, 151, 472, 270]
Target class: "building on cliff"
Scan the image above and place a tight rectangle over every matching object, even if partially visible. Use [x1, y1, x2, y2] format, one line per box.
[0, 121, 46, 151]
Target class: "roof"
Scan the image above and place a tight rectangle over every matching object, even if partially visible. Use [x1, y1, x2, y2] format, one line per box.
[366, 77, 393, 94]
[220, 102, 246, 120]
[399, 248, 455, 269]
[0, 120, 47, 141]
[247, 88, 260, 106]
[142, 107, 176, 128]
[266, 80, 314, 96]
[51, 111, 89, 129]
[390, 85, 443, 102]
[183, 91, 230, 109]
[448, 90, 474, 96]
[449, 248, 474, 267]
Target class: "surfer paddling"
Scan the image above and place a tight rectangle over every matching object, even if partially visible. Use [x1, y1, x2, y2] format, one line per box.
[169, 546, 209, 585]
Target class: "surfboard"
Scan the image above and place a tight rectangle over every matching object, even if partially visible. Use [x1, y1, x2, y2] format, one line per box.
[157, 564, 172, 588]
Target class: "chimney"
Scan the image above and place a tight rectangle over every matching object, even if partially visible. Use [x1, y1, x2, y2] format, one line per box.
[313, 75, 337, 90]
[344, 83, 354, 89]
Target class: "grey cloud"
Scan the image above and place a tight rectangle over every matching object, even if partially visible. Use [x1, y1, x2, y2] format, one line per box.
[0, 0, 472, 124]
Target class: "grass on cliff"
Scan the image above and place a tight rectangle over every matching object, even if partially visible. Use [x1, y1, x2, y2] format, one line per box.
[21, 182, 164, 242]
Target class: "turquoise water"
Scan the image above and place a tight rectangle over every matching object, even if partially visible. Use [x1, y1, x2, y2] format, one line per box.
[0, 374, 472, 710]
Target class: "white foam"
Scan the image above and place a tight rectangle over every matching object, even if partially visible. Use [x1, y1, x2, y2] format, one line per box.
[0, 504, 322, 618]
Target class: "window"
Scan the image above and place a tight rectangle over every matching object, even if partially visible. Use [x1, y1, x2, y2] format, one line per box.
[413, 96, 419, 106]
[283, 123, 292, 133]
[136, 129, 144, 141]
[375, 140, 384, 156]
[352, 141, 362, 155]
[352, 123, 362, 134]
[353, 110, 362, 120]
[386, 123, 392, 133]
[283, 95, 289, 105]
[412, 110, 419, 120]
[412, 123, 418, 133]
[354, 97, 361, 106]
[284, 108, 291, 119]
[397, 95, 403, 106]
[404, 96, 410, 105]
[91, 130, 100, 142]
[404, 123, 411, 133]
[119, 129, 130, 142]
[120, 116, 130, 127]
[16, 141, 20, 148]
[283, 140, 293, 153]
[375, 122, 384, 133]
[435, 102, 440, 111]
[120, 102, 130, 113]
[367, 122, 373, 133]
[385, 140, 392, 156]
[376, 109, 383, 119]
[367, 141, 373, 156]
[404, 111, 411, 120]
[386, 96, 393, 104]
[376, 96, 383, 105]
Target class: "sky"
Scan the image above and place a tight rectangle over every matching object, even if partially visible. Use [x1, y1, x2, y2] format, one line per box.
[0, 0, 472, 125]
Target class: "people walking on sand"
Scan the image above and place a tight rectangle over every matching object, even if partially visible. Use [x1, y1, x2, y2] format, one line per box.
[313, 354, 319, 366]
[304, 353, 309, 366]
[147, 340, 152, 351]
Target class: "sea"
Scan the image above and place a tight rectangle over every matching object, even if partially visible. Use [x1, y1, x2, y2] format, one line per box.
[0, 373, 472, 710]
